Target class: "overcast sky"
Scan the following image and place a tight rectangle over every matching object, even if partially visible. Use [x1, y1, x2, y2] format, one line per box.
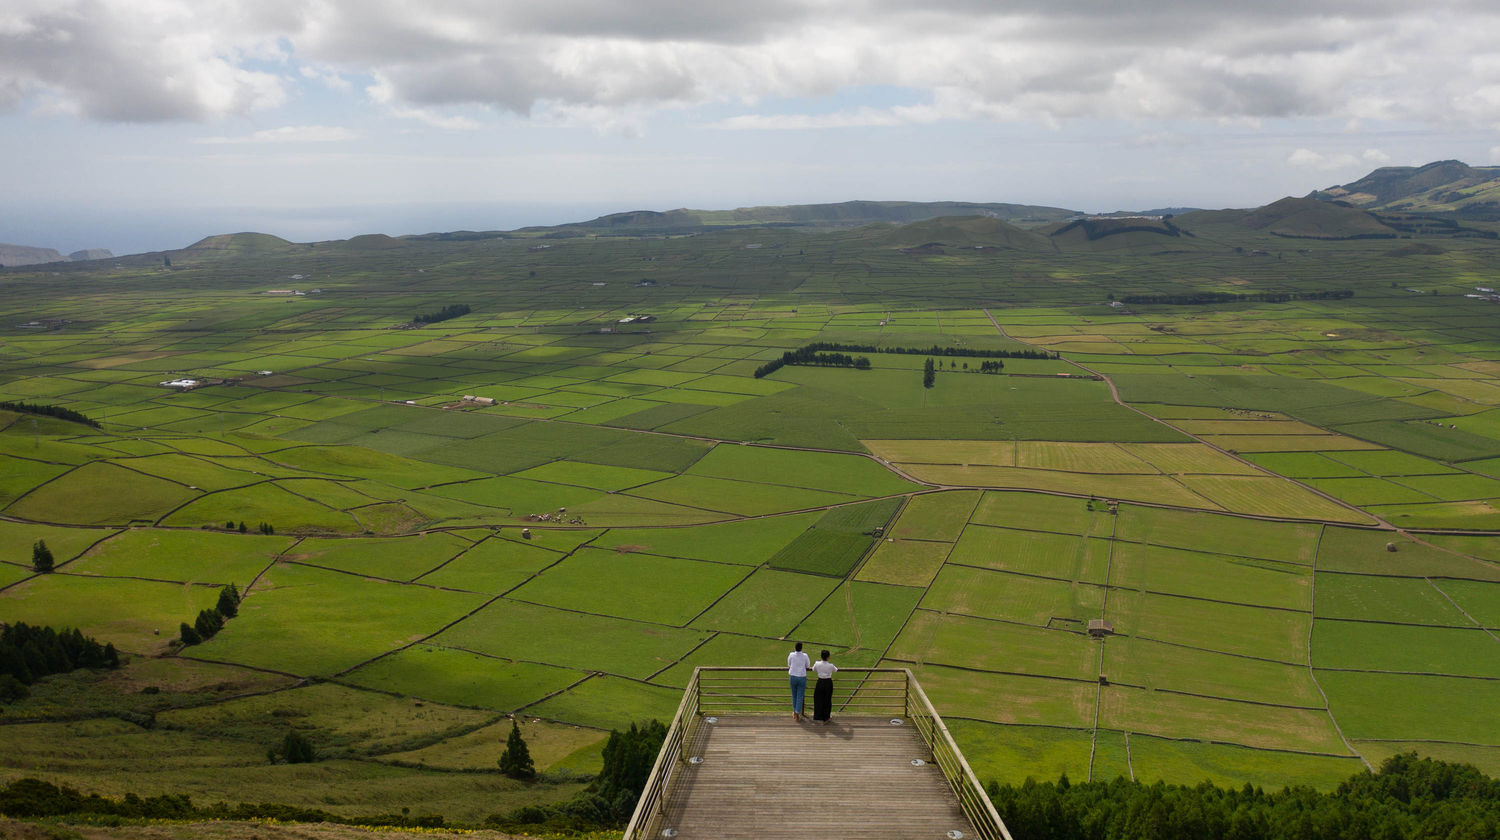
[4, 0, 1500, 254]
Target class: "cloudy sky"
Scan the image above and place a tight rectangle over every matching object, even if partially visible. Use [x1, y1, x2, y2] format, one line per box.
[4, 0, 1500, 253]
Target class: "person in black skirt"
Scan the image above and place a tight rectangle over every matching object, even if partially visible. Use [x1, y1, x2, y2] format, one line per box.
[811, 649, 838, 724]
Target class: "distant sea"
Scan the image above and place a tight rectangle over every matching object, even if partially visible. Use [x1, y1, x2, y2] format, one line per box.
[0, 201, 627, 258]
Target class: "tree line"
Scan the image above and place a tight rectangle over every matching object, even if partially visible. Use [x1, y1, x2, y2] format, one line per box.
[1115, 289, 1354, 306]
[0, 401, 100, 429]
[0, 622, 118, 702]
[178, 584, 240, 646]
[755, 341, 1053, 378]
[988, 752, 1499, 840]
[412, 303, 472, 324]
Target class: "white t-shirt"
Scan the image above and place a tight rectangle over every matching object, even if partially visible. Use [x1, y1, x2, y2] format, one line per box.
[812, 660, 837, 680]
[787, 650, 811, 677]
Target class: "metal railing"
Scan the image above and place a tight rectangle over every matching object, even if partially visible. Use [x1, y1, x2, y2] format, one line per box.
[623, 667, 1013, 840]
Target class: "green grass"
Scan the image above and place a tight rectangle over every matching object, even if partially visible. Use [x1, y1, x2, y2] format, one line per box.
[0, 574, 221, 653]
[1116, 505, 1319, 565]
[890, 610, 1097, 680]
[593, 512, 820, 564]
[509, 459, 674, 491]
[1319, 671, 1500, 743]
[1099, 685, 1349, 754]
[161, 481, 361, 533]
[1107, 589, 1309, 662]
[0, 520, 119, 568]
[292, 532, 470, 580]
[413, 535, 564, 594]
[1431, 578, 1500, 627]
[970, 490, 1108, 535]
[1105, 635, 1325, 706]
[946, 720, 1094, 786]
[1314, 573, 1472, 624]
[1312, 620, 1500, 677]
[522, 674, 683, 730]
[904, 663, 1095, 727]
[67, 529, 290, 585]
[889, 490, 980, 540]
[922, 565, 1104, 626]
[433, 598, 711, 679]
[341, 644, 582, 711]
[506, 547, 750, 625]
[691, 568, 840, 637]
[189, 562, 489, 675]
[792, 580, 923, 654]
[1122, 732, 1364, 789]
[7, 461, 198, 525]
[627, 473, 856, 516]
[767, 498, 902, 576]
[856, 538, 951, 586]
[947, 524, 1111, 583]
[1110, 542, 1311, 609]
[686, 443, 923, 496]
[1316, 526, 1500, 579]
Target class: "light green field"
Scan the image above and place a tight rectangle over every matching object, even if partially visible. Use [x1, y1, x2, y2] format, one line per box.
[292, 532, 471, 581]
[1110, 542, 1311, 609]
[890, 610, 1097, 680]
[856, 538, 951, 586]
[691, 568, 839, 638]
[0, 574, 220, 653]
[68, 529, 291, 584]
[507, 547, 750, 625]
[922, 565, 1104, 626]
[341, 644, 582, 711]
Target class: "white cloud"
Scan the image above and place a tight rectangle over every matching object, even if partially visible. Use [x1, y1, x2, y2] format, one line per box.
[196, 125, 359, 144]
[1363, 148, 1391, 163]
[3, 0, 1500, 132]
[1287, 148, 1363, 170]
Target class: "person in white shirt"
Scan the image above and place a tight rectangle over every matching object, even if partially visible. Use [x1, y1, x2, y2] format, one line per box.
[787, 642, 812, 722]
[811, 649, 838, 724]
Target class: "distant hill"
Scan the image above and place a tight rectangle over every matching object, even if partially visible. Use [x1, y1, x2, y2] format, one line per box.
[1239, 197, 1397, 239]
[516, 200, 1078, 237]
[874, 215, 1054, 252]
[68, 249, 113, 261]
[185, 232, 297, 254]
[1311, 160, 1500, 219]
[0, 243, 67, 267]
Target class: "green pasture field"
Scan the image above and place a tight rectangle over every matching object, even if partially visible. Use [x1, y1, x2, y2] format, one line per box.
[412, 535, 565, 594]
[266, 443, 492, 488]
[0, 455, 71, 506]
[0, 573, 220, 653]
[904, 663, 1096, 728]
[1318, 671, 1500, 745]
[522, 674, 683, 730]
[291, 532, 472, 581]
[1120, 733, 1365, 790]
[1243, 451, 1367, 478]
[0, 520, 119, 569]
[970, 490, 1106, 535]
[766, 497, 902, 576]
[423, 473, 603, 514]
[7, 461, 199, 525]
[1312, 620, 1500, 677]
[650, 633, 805, 687]
[1366, 499, 1500, 529]
[1116, 505, 1319, 564]
[341, 644, 582, 711]
[887, 490, 979, 541]
[591, 511, 819, 564]
[379, 717, 607, 774]
[1103, 635, 1325, 707]
[510, 458, 673, 490]
[1316, 526, 1500, 579]
[1314, 573, 1472, 624]
[1109, 542, 1311, 609]
[792, 580, 923, 654]
[432, 598, 712, 679]
[691, 568, 839, 637]
[1106, 589, 1309, 662]
[626, 473, 856, 515]
[1431, 578, 1500, 627]
[507, 547, 750, 625]
[946, 720, 1095, 786]
[1176, 474, 1371, 521]
[947, 524, 1111, 583]
[1303, 476, 1438, 506]
[67, 528, 291, 585]
[922, 565, 1104, 626]
[1098, 686, 1348, 754]
[889, 610, 1097, 680]
[686, 442, 923, 495]
[161, 481, 361, 533]
[856, 538, 951, 586]
[189, 562, 489, 675]
[1356, 741, 1500, 778]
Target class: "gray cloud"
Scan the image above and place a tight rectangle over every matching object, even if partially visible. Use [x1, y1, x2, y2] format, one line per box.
[1, 0, 1497, 129]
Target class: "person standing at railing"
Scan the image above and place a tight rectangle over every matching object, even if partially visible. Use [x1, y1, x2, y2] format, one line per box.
[787, 642, 812, 722]
[811, 649, 838, 724]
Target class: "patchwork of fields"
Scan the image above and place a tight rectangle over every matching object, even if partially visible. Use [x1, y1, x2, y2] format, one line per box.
[2, 221, 1499, 817]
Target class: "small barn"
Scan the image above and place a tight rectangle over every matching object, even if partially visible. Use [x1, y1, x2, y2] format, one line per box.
[1087, 619, 1114, 638]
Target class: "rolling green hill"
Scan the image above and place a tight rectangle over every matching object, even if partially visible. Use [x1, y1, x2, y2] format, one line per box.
[1311, 159, 1500, 219]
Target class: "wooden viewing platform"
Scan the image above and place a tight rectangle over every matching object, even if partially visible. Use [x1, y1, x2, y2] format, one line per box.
[624, 668, 1012, 840]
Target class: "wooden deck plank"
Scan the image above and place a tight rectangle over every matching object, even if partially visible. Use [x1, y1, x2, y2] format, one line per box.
[655, 715, 976, 839]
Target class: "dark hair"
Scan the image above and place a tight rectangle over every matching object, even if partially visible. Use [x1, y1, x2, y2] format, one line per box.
[794, 642, 803, 651]
[820, 650, 830, 661]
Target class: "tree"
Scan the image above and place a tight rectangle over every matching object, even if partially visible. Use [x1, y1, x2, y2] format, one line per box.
[922, 358, 936, 389]
[31, 540, 53, 573]
[216, 584, 240, 619]
[498, 720, 536, 780]
[271, 730, 316, 764]
[237, 521, 247, 533]
[179, 622, 202, 645]
[258, 522, 274, 535]
[194, 608, 224, 639]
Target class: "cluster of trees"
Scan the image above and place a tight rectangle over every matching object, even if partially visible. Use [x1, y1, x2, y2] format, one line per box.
[413, 303, 471, 324]
[31, 540, 53, 573]
[1116, 289, 1354, 306]
[222, 520, 274, 534]
[0, 401, 100, 429]
[268, 729, 317, 764]
[988, 753, 1500, 840]
[923, 358, 936, 388]
[487, 720, 667, 831]
[977, 360, 1004, 373]
[178, 584, 240, 646]
[754, 341, 1050, 378]
[0, 622, 118, 702]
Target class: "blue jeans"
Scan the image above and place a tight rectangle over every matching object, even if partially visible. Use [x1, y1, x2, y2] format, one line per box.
[789, 675, 807, 715]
